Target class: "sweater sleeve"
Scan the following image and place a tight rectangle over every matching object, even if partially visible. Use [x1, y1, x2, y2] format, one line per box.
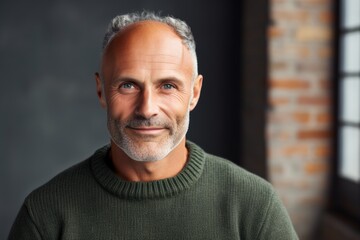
[8, 204, 42, 240]
[255, 191, 298, 240]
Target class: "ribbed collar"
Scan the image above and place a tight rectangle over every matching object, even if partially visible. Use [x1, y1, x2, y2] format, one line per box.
[90, 141, 206, 199]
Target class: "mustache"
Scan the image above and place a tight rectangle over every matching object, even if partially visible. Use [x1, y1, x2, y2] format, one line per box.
[125, 116, 171, 128]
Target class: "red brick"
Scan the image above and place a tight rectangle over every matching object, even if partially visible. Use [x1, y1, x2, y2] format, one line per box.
[269, 96, 291, 106]
[293, 112, 311, 123]
[295, 46, 311, 58]
[268, 26, 284, 38]
[297, 95, 330, 106]
[305, 162, 328, 173]
[318, 79, 332, 90]
[318, 46, 333, 58]
[297, 129, 332, 139]
[269, 0, 333, 238]
[314, 145, 332, 158]
[298, 0, 332, 6]
[316, 112, 332, 124]
[319, 10, 333, 24]
[270, 79, 310, 90]
[268, 112, 311, 124]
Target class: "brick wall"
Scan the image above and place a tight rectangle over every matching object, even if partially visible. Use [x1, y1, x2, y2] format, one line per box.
[267, 0, 333, 239]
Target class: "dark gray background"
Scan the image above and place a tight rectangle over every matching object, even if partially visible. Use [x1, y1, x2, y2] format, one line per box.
[0, 0, 244, 238]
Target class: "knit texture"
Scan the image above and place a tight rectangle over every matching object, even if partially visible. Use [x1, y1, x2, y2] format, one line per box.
[9, 141, 298, 240]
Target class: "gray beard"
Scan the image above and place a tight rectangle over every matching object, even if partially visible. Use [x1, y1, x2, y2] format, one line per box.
[107, 111, 190, 162]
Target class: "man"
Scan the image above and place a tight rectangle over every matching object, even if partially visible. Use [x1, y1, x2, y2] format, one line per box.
[9, 11, 298, 239]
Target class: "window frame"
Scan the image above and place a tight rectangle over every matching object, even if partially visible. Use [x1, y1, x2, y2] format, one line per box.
[331, 0, 360, 223]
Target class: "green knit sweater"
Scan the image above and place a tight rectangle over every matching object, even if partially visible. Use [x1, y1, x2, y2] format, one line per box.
[9, 141, 298, 240]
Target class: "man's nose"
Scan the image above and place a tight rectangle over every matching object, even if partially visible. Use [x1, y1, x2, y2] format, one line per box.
[135, 89, 159, 119]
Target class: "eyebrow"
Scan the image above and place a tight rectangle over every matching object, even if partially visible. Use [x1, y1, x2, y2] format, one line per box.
[113, 75, 186, 87]
[112, 77, 139, 85]
[156, 76, 186, 87]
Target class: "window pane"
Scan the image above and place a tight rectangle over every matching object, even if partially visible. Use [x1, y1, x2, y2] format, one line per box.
[340, 77, 360, 123]
[339, 126, 360, 182]
[342, 0, 360, 29]
[341, 32, 360, 73]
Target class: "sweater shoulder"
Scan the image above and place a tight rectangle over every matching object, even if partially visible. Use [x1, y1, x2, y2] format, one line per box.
[18, 155, 100, 239]
[204, 153, 275, 196]
[24, 158, 93, 206]
[203, 153, 290, 238]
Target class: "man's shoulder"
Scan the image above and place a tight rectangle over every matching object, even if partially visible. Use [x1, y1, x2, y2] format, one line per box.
[25, 159, 90, 201]
[24, 147, 105, 206]
[203, 152, 274, 196]
[201, 152, 298, 239]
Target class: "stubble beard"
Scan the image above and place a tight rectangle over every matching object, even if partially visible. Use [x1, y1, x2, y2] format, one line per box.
[107, 111, 190, 162]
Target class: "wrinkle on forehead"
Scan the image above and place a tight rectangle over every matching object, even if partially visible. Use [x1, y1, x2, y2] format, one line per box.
[113, 52, 188, 70]
[101, 21, 194, 80]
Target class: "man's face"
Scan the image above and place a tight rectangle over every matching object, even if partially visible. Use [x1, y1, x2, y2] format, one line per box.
[96, 21, 202, 162]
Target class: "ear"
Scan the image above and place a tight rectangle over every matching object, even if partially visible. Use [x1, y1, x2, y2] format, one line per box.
[95, 72, 107, 108]
[189, 74, 203, 111]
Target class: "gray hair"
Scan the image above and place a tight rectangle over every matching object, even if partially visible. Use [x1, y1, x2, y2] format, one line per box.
[102, 11, 198, 77]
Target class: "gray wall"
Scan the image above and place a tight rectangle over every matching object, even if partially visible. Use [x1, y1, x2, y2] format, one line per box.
[0, 0, 244, 238]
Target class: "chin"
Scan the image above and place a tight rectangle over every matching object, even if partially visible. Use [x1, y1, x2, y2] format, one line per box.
[123, 144, 171, 162]
[110, 125, 187, 162]
[113, 137, 172, 162]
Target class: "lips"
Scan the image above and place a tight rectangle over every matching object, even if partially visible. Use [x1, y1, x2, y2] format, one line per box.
[124, 117, 171, 136]
[127, 126, 166, 135]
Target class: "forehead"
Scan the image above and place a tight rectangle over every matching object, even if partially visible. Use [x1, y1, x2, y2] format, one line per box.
[101, 21, 193, 78]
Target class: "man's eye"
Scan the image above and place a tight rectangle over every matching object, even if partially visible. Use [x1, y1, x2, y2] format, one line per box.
[121, 83, 135, 89]
[162, 83, 175, 90]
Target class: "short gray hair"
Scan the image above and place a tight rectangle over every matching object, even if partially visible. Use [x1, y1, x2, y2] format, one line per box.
[102, 11, 198, 77]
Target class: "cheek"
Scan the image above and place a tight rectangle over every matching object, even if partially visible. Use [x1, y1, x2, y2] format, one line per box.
[159, 93, 191, 119]
[106, 92, 136, 118]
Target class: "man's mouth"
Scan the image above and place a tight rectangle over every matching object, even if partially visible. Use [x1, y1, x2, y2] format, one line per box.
[127, 126, 166, 135]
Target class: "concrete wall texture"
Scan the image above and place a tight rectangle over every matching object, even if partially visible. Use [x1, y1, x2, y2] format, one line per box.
[267, 0, 333, 239]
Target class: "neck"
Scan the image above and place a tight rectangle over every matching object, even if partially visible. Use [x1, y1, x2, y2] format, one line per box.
[109, 138, 188, 182]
